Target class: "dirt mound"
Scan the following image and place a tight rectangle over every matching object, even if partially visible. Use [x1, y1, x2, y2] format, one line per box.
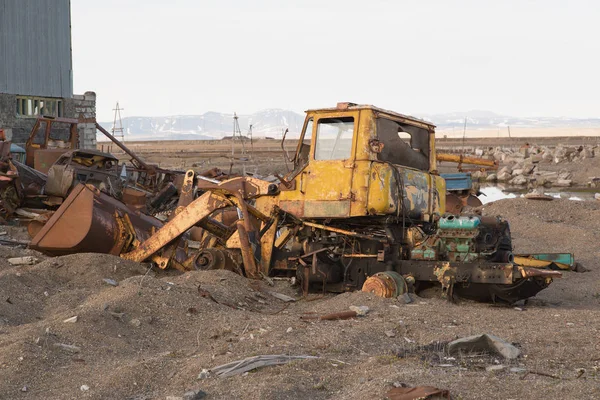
[1, 199, 600, 399]
[481, 198, 600, 305]
[482, 198, 600, 261]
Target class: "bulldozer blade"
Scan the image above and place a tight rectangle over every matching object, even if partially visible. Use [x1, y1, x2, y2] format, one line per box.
[30, 184, 162, 256]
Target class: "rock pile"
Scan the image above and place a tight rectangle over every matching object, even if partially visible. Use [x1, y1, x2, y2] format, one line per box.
[472, 144, 596, 187]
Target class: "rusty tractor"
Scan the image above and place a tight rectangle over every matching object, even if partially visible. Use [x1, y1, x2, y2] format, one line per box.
[30, 103, 568, 303]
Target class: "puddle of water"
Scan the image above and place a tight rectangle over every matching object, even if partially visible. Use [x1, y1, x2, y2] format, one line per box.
[478, 187, 516, 204]
[478, 185, 598, 204]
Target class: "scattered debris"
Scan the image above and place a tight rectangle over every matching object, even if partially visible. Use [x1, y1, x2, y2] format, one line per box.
[7, 256, 38, 265]
[386, 385, 450, 400]
[80, 384, 90, 391]
[53, 343, 81, 354]
[524, 190, 554, 201]
[301, 307, 368, 321]
[349, 305, 370, 316]
[129, 318, 141, 328]
[183, 390, 207, 400]
[520, 370, 562, 380]
[486, 364, 506, 372]
[210, 354, 319, 378]
[448, 334, 520, 359]
[63, 316, 78, 323]
[102, 278, 119, 287]
[197, 369, 210, 380]
[268, 291, 296, 302]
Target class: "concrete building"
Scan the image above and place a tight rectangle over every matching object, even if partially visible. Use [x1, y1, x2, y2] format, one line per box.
[0, 0, 96, 148]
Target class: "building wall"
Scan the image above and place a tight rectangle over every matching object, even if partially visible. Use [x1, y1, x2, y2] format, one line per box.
[0, 0, 73, 98]
[74, 92, 97, 149]
[0, 92, 96, 149]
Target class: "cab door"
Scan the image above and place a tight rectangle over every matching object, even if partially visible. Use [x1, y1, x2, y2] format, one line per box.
[301, 111, 359, 218]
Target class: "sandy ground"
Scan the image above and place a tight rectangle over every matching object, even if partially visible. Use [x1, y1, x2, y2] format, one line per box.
[0, 139, 598, 399]
[0, 196, 599, 400]
[101, 139, 296, 175]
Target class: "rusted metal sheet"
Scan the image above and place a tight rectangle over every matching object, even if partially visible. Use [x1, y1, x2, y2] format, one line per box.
[34, 149, 68, 174]
[386, 386, 450, 400]
[277, 200, 304, 217]
[122, 187, 147, 211]
[304, 200, 350, 218]
[26, 117, 79, 171]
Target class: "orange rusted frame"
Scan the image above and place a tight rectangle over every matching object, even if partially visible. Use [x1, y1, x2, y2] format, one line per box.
[236, 220, 258, 278]
[121, 192, 233, 263]
[121, 176, 276, 265]
[152, 169, 197, 270]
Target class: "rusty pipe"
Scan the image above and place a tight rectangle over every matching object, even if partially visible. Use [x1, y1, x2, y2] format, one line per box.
[300, 310, 358, 321]
[95, 123, 153, 172]
[436, 153, 498, 168]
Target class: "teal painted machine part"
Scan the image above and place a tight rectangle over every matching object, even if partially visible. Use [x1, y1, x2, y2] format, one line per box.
[527, 253, 574, 267]
[439, 215, 481, 230]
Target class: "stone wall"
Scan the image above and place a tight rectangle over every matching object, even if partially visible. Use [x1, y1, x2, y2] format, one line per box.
[0, 91, 96, 149]
[0, 93, 33, 144]
[73, 91, 97, 149]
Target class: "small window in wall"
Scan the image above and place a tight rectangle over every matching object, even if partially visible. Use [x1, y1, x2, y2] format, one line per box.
[16, 96, 63, 118]
[314, 117, 354, 160]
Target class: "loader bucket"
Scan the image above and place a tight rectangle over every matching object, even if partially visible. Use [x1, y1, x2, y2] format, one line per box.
[30, 184, 162, 256]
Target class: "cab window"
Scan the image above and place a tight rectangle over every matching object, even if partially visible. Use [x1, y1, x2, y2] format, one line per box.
[289, 119, 313, 177]
[314, 117, 354, 160]
[376, 118, 429, 170]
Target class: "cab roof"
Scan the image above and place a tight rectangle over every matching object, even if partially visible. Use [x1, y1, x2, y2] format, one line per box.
[305, 102, 436, 130]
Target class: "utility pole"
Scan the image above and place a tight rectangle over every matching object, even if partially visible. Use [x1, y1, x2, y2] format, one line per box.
[461, 117, 467, 152]
[248, 124, 253, 155]
[232, 112, 247, 156]
[112, 102, 125, 142]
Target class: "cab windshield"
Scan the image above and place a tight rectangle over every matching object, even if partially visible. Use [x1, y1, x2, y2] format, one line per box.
[314, 117, 354, 160]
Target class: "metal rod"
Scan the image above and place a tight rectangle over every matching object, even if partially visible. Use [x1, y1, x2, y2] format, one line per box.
[197, 175, 221, 184]
[302, 221, 388, 243]
[95, 122, 152, 171]
[436, 153, 498, 168]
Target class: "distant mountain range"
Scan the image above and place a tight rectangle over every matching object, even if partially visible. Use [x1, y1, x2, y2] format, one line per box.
[421, 110, 600, 132]
[98, 109, 600, 141]
[99, 109, 305, 141]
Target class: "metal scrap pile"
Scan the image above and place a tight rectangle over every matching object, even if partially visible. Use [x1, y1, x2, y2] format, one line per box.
[1, 104, 578, 305]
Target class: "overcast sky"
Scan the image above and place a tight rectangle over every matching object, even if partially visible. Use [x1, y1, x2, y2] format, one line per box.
[71, 0, 600, 122]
